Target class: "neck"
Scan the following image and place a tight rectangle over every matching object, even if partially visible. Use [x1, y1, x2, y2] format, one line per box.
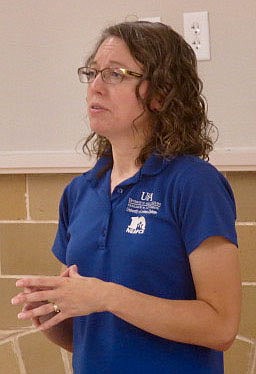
[110, 144, 142, 192]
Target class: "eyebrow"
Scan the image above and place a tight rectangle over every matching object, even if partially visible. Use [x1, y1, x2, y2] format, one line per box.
[89, 60, 130, 69]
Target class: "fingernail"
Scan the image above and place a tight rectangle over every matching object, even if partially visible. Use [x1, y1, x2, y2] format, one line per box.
[16, 280, 23, 287]
[11, 298, 17, 305]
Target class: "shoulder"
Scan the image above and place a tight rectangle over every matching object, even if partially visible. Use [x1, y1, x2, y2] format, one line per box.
[167, 155, 219, 175]
[64, 156, 110, 196]
[161, 155, 234, 202]
[165, 155, 226, 186]
[68, 171, 91, 189]
[61, 169, 93, 204]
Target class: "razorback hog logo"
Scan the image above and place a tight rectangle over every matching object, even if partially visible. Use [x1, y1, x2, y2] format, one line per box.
[126, 216, 146, 234]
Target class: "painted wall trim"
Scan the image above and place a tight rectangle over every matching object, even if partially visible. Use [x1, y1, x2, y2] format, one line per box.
[0, 151, 93, 174]
[0, 148, 255, 173]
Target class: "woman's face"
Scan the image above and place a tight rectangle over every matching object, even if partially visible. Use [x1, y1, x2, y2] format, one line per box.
[86, 37, 151, 143]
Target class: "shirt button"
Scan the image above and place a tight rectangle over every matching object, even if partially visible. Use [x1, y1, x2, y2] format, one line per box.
[117, 188, 123, 194]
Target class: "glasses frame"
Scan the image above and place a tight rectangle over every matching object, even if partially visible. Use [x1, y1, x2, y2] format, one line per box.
[77, 66, 143, 84]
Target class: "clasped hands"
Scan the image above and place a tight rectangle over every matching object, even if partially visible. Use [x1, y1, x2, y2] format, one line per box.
[11, 265, 108, 331]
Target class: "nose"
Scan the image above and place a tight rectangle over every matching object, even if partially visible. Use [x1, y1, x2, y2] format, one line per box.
[89, 72, 106, 94]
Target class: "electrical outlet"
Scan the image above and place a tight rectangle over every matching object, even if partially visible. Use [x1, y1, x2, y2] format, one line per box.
[183, 11, 210, 61]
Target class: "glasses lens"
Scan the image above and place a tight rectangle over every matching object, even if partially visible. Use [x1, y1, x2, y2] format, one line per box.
[102, 68, 124, 84]
[78, 67, 96, 83]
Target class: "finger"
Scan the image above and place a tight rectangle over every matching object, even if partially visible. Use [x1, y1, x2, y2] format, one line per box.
[22, 303, 36, 312]
[12, 291, 26, 300]
[12, 290, 55, 305]
[22, 304, 29, 312]
[60, 267, 70, 277]
[22, 300, 47, 312]
[37, 312, 64, 331]
[18, 302, 54, 321]
[16, 276, 63, 289]
[24, 287, 32, 293]
[24, 286, 52, 292]
[32, 317, 41, 328]
[11, 292, 32, 305]
[61, 264, 78, 277]
[69, 265, 80, 278]
[70, 264, 78, 272]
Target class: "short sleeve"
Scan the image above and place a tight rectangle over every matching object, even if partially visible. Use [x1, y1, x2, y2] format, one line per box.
[177, 164, 237, 255]
[52, 186, 70, 264]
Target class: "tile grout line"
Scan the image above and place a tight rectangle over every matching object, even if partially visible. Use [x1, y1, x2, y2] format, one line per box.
[250, 345, 256, 374]
[242, 282, 256, 287]
[0, 275, 54, 279]
[0, 236, 2, 276]
[248, 340, 256, 374]
[61, 348, 73, 374]
[236, 335, 255, 345]
[0, 327, 36, 346]
[0, 220, 58, 224]
[25, 175, 31, 221]
[236, 222, 256, 226]
[12, 337, 27, 374]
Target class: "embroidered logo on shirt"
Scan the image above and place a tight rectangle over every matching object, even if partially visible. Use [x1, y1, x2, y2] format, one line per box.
[126, 192, 161, 215]
[141, 191, 153, 201]
[126, 216, 146, 234]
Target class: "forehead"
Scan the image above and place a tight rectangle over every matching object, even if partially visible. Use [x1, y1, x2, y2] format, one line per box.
[92, 36, 141, 69]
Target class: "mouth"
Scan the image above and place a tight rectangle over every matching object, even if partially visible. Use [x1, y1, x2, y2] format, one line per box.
[90, 103, 108, 111]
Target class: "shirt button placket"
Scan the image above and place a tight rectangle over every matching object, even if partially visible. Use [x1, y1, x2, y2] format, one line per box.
[98, 211, 111, 250]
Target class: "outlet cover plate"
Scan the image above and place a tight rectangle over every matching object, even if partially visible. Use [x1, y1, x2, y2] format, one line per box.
[183, 11, 210, 61]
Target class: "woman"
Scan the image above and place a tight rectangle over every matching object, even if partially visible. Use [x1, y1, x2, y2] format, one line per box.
[12, 21, 241, 373]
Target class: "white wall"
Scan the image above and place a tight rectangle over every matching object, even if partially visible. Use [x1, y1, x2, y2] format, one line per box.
[1, 0, 255, 171]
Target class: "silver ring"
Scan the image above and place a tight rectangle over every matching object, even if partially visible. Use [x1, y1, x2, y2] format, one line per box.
[52, 303, 61, 313]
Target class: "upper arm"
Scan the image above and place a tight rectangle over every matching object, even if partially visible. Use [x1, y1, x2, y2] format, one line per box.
[189, 236, 241, 332]
[176, 163, 237, 256]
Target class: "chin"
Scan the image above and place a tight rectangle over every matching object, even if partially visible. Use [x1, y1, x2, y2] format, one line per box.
[90, 127, 113, 141]
[89, 121, 109, 135]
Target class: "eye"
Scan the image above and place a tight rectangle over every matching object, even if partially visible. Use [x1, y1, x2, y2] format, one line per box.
[85, 68, 96, 80]
[109, 68, 124, 80]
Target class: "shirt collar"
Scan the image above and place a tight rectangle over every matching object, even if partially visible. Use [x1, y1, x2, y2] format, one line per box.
[86, 156, 111, 185]
[87, 153, 173, 186]
[140, 154, 173, 177]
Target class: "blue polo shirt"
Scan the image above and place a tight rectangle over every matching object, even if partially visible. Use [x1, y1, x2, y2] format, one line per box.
[52, 154, 237, 374]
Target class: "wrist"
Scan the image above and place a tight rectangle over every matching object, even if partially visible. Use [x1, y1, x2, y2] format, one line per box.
[104, 281, 122, 314]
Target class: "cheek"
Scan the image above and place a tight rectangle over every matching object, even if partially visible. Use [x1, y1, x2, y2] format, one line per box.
[113, 96, 144, 122]
[86, 88, 92, 105]
[120, 85, 146, 109]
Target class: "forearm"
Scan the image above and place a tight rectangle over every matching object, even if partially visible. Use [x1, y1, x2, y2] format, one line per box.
[38, 314, 73, 352]
[106, 282, 236, 351]
[13, 249, 239, 351]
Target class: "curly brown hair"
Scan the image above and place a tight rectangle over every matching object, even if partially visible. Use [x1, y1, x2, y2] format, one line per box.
[83, 21, 216, 163]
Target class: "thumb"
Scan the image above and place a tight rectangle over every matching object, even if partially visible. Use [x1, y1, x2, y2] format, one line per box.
[60, 267, 70, 277]
[69, 264, 80, 277]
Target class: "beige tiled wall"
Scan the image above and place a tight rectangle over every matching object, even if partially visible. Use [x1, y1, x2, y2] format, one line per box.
[0, 171, 255, 373]
[0, 174, 76, 374]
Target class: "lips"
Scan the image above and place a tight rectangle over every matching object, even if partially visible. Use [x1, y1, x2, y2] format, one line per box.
[89, 103, 109, 117]
[90, 103, 108, 111]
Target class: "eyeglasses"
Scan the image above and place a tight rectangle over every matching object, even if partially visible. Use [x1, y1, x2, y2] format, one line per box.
[77, 67, 143, 84]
